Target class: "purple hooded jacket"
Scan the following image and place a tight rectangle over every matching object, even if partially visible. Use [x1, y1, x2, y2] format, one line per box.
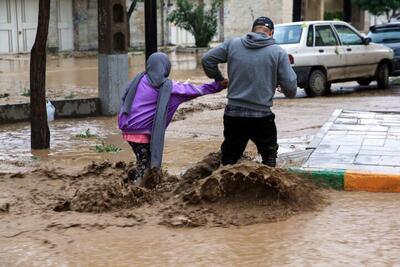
[118, 75, 224, 134]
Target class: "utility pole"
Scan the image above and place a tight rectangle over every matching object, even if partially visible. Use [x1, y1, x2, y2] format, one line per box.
[145, 0, 158, 60]
[98, 0, 129, 115]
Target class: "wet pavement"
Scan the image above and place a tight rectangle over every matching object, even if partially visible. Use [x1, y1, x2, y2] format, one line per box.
[305, 110, 400, 173]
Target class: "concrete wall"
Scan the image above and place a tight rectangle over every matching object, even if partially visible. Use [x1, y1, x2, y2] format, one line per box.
[48, 2, 60, 52]
[129, 2, 167, 48]
[325, 0, 342, 13]
[0, 98, 101, 124]
[73, 0, 98, 51]
[223, 0, 293, 39]
[71, 0, 166, 50]
[304, 0, 324, 20]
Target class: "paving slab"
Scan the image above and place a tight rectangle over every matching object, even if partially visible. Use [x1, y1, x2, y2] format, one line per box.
[295, 109, 400, 192]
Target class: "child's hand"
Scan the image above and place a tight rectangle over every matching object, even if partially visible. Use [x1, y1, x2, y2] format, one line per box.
[219, 79, 229, 89]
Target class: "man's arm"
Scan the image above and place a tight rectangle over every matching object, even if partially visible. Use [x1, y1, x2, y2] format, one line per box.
[277, 50, 297, 98]
[201, 42, 229, 81]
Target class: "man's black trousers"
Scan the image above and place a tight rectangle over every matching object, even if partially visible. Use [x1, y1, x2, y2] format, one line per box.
[221, 114, 278, 167]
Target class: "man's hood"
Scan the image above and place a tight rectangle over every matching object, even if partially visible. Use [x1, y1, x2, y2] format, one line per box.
[241, 32, 275, 49]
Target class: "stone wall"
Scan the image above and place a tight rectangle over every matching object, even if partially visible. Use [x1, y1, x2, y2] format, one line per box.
[73, 0, 98, 51]
[0, 98, 100, 124]
[223, 0, 293, 39]
[129, 2, 167, 48]
[48, 3, 60, 52]
[71, 0, 166, 51]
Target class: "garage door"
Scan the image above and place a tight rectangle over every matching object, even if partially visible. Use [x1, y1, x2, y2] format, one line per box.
[0, 0, 19, 53]
[58, 0, 73, 51]
[0, 0, 73, 54]
[16, 0, 39, 53]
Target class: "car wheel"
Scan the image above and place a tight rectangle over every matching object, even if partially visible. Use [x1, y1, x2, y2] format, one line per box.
[376, 63, 389, 89]
[305, 69, 328, 97]
[357, 79, 371, 86]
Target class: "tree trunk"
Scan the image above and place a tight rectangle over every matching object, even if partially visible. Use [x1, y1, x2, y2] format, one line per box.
[30, 0, 50, 149]
[127, 0, 138, 20]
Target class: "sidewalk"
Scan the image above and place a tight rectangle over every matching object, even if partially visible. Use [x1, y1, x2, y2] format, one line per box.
[293, 109, 400, 192]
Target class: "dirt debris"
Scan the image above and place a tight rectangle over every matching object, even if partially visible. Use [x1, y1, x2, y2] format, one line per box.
[56, 181, 152, 213]
[0, 201, 10, 213]
[173, 102, 226, 121]
[182, 162, 321, 208]
[0, 154, 327, 229]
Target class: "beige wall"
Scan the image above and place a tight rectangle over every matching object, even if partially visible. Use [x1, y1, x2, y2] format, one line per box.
[304, 0, 324, 20]
[223, 0, 293, 39]
[325, 0, 342, 13]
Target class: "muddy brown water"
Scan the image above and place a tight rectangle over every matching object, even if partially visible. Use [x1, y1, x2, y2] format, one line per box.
[0, 52, 224, 104]
[2, 54, 400, 265]
[1, 192, 399, 266]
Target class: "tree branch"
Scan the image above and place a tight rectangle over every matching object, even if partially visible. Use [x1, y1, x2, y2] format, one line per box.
[127, 0, 138, 21]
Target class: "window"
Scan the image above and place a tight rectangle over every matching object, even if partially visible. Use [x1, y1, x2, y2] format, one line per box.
[368, 28, 400, 44]
[314, 25, 338, 46]
[307, 25, 314, 46]
[113, 32, 126, 52]
[334, 25, 363, 45]
[113, 4, 124, 23]
[274, 25, 303, 44]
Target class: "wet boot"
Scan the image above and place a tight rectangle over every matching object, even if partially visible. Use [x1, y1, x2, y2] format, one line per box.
[263, 158, 276, 168]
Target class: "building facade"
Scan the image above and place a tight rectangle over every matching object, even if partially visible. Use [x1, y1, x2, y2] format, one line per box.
[0, 0, 380, 54]
[0, 0, 74, 54]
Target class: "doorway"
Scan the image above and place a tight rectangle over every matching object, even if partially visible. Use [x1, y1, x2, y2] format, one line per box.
[0, 0, 73, 54]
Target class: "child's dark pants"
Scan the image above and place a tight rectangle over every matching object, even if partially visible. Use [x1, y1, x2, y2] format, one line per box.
[128, 142, 151, 181]
[221, 114, 278, 167]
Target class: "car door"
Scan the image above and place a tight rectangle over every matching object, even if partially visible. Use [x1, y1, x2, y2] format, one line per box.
[333, 24, 376, 79]
[314, 24, 346, 81]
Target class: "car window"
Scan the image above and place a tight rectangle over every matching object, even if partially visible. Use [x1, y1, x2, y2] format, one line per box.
[334, 25, 363, 45]
[307, 25, 314, 46]
[314, 25, 338, 46]
[274, 25, 303, 44]
[368, 28, 400, 43]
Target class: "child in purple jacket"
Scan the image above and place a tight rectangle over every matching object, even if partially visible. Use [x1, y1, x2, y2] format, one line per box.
[118, 52, 227, 185]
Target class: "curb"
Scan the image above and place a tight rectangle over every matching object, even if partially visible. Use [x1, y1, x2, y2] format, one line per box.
[0, 98, 101, 124]
[290, 168, 400, 192]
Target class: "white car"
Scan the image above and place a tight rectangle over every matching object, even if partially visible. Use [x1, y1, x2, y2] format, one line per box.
[274, 21, 394, 96]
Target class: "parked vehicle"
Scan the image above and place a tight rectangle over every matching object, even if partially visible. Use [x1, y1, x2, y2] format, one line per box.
[368, 23, 400, 76]
[274, 21, 394, 97]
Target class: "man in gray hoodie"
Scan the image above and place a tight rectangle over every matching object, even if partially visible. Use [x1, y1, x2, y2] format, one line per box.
[202, 17, 297, 167]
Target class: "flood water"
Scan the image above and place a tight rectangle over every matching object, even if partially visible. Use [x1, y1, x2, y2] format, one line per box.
[1, 191, 399, 266]
[0, 52, 219, 102]
[0, 115, 311, 174]
[2, 53, 400, 266]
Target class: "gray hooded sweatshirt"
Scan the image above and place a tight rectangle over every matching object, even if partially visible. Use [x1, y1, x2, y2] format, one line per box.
[202, 32, 297, 112]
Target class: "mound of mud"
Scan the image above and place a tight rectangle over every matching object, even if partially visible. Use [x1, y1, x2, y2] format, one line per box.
[59, 181, 152, 213]
[173, 102, 226, 121]
[2, 154, 326, 228]
[52, 162, 177, 213]
[181, 162, 322, 210]
[159, 154, 326, 227]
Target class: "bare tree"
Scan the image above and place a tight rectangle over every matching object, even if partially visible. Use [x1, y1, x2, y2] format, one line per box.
[30, 0, 51, 149]
[127, 0, 139, 20]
